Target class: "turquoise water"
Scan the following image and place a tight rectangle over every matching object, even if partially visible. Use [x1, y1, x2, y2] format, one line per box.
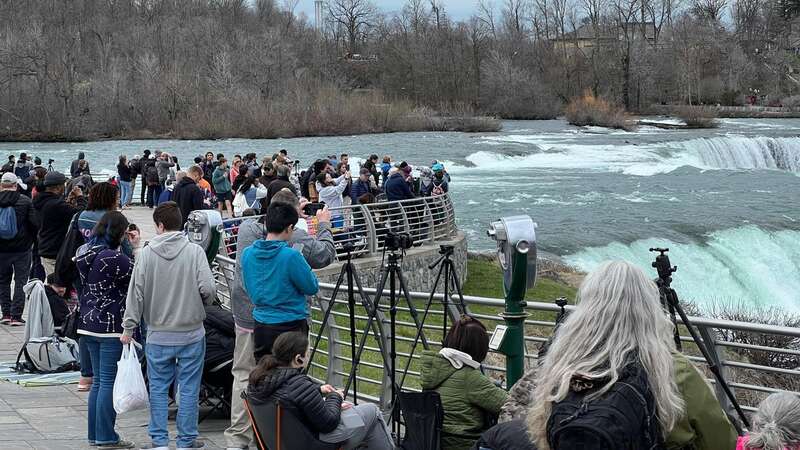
[2, 118, 799, 310]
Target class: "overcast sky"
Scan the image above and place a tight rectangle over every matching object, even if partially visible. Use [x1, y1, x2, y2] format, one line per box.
[293, 0, 477, 22]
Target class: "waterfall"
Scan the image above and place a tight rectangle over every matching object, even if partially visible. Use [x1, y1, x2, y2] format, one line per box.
[670, 136, 800, 172]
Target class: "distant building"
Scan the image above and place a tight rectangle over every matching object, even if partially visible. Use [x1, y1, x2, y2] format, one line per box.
[550, 22, 657, 52]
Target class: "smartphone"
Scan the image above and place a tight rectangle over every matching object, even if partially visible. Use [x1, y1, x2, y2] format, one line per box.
[303, 202, 326, 216]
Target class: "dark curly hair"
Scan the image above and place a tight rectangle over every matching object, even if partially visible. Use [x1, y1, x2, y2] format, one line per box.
[87, 182, 119, 211]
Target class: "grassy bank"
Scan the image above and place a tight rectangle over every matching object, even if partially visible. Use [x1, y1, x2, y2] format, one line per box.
[0, 92, 501, 142]
[464, 259, 576, 303]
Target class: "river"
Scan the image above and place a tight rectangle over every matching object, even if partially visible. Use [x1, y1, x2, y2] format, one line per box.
[2, 118, 799, 311]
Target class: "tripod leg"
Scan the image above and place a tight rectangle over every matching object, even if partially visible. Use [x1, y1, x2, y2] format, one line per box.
[447, 259, 467, 314]
[343, 266, 394, 397]
[346, 262, 358, 404]
[395, 267, 429, 350]
[398, 260, 448, 388]
[306, 263, 347, 374]
[669, 289, 749, 431]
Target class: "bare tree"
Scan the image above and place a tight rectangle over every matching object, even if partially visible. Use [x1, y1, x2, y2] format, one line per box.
[328, 0, 377, 54]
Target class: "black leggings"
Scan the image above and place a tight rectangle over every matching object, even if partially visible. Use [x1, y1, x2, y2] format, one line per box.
[253, 319, 309, 361]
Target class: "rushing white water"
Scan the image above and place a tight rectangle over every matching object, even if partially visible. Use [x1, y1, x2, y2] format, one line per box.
[670, 136, 800, 172]
[448, 135, 800, 176]
[565, 226, 800, 312]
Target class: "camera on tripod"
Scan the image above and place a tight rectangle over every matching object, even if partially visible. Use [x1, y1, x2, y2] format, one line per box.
[649, 247, 677, 283]
[385, 231, 413, 251]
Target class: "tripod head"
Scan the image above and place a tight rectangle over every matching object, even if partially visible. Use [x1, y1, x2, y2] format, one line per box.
[439, 244, 454, 256]
[342, 242, 356, 257]
[650, 247, 677, 287]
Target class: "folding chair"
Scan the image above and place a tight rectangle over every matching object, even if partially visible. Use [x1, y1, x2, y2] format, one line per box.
[243, 392, 341, 450]
[399, 391, 444, 450]
[199, 358, 233, 422]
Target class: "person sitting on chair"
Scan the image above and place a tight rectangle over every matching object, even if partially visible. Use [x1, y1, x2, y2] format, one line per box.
[420, 316, 509, 450]
[247, 331, 394, 450]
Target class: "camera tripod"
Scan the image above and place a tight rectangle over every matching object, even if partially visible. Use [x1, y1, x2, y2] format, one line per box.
[306, 245, 394, 405]
[398, 244, 466, 388]
[650, 248, 749, 431]
[342, 247, 431, 439]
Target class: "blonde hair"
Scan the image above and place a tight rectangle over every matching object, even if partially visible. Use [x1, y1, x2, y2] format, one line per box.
[527, 260, 684, 449]
[747, 392, 800, 450]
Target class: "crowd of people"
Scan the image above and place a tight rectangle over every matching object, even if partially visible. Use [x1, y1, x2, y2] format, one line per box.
[2, 150, 799, 450]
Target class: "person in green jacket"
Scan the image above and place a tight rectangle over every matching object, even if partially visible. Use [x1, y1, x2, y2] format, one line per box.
[420, 316, 508, 450]
[212, 158, 234, 218]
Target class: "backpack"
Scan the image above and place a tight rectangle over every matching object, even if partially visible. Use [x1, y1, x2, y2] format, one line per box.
[546, 363, 664, 450]
[0, 205, 18, 239]
[16, 335, 80, 373]
[145, 164, 160, 186]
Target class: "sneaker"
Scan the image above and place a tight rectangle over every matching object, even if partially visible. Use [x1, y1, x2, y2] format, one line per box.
[97, 440, 135, 449]
[10, 317, 25, 327]
[0, 316, 11, 325]
[177, 442, 205, 450]
[139, 445, 169, 450]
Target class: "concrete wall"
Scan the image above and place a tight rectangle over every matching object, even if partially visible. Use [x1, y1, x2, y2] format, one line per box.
[314, 232, 468, 293]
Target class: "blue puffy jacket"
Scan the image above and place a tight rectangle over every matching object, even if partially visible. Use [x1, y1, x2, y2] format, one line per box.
[384, 172, 415, 202]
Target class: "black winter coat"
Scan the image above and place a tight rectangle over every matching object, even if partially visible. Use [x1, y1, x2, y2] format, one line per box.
[473, 419, 537, 450]
[32, 191, 86, 258]
[171, 178, 205, 226]
[0, 190, 37, 253]
[248, 367, 342, 435]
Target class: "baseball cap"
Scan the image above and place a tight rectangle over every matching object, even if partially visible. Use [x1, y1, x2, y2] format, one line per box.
[42, 171, 67, 187]
[1, 172, 18, 185]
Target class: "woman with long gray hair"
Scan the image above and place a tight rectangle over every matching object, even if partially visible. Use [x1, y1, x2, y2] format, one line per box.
[526, 260, 737, 450]
[738, 392, 800, 449]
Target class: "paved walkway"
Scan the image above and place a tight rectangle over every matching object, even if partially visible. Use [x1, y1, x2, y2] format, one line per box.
[0, 206, 233, 450]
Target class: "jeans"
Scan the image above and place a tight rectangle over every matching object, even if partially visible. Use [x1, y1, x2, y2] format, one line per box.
[83, 335, 123, 445]
[118, 180, 132, 207]
[224, 328, 256, 449]
[79, 336, 94, 377]
[321, 403, 394, 450]
[0, 251, 31, 318]
[146, 339, 205, 448]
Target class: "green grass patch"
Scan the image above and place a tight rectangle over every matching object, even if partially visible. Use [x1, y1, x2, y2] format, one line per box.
[463, 259, 577, 302]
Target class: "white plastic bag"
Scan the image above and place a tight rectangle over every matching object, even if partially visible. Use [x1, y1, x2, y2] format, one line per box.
[113, 342, 149, 414]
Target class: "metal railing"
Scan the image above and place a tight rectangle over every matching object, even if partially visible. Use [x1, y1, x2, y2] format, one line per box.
[212, 253, 800, 414]
[217, 193, 458, 259]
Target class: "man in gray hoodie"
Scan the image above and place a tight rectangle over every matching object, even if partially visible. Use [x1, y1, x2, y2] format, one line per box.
[121, 201, 215, 450]
[224, 188, 336, 450]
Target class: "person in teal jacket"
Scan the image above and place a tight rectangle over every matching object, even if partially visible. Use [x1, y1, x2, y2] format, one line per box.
[241, 202, 319, 359]
[212, 158, 234, 218]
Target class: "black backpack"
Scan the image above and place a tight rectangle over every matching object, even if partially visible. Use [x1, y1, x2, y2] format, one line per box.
[546, 363, 664, 450]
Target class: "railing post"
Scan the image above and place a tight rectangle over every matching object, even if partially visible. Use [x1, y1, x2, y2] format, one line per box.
[398, 200, 410, 235]
[318, 295, 343, 387]
[359, 204, 378, 255]
[697, 325, 736, 419]
[423, 198, 435, 243]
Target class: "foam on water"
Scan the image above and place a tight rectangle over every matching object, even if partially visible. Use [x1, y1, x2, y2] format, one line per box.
[564, 226, 800, 311]
[446, 135, 800, 176]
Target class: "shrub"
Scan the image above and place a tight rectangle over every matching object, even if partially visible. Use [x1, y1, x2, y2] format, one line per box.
[564, 92, 636, 131]
[675, 106, 720, 128]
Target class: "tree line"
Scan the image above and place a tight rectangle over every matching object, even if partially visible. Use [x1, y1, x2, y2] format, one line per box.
[0, 0, 798, 140]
